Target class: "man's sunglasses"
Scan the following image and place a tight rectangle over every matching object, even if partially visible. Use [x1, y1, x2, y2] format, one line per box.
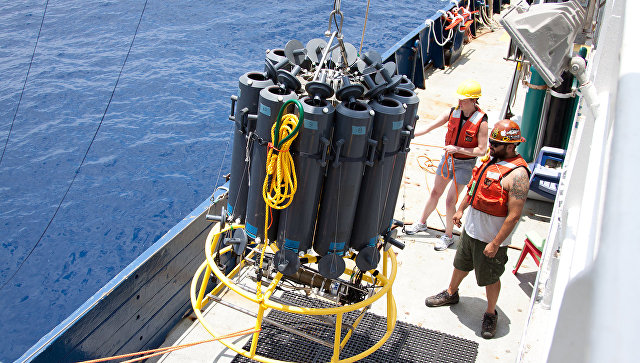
[489, 140, 509, 147]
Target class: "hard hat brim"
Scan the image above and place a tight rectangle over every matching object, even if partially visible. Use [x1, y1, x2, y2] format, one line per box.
[488, 136, 526, 143]
[457, 94, 480, 100]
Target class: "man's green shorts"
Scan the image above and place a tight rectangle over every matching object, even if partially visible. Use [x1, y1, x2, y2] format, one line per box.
[453, 229, 509, 286]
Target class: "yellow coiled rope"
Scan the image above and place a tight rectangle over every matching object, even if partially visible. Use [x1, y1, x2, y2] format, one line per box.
[256, 99, 303, 300]
[262, 113, 299, 210]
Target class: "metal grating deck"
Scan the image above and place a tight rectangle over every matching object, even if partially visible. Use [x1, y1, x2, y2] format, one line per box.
[232, 291, 478, 362]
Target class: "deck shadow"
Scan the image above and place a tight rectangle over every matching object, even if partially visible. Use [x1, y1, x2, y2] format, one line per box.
[523, 199, 554, 223]
[449, 297, 512, 339]
[444, 48, 475, 74]
[514, 270, 538, 297]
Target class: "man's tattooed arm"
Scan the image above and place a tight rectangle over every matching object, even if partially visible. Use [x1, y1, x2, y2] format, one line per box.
[509, 168, 530, 201]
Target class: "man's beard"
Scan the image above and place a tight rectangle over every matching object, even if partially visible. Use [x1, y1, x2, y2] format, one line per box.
[490, 147, 508, 159]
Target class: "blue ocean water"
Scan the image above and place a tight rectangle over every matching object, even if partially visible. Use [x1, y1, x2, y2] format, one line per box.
[0, 1, 440, 360]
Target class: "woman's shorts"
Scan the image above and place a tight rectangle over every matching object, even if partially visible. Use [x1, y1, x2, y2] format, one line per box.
[436, 154, 476, 185]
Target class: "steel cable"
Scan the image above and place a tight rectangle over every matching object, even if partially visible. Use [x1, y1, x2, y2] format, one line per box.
[0, 0, 50, 167]
[0, 0, 150, 291]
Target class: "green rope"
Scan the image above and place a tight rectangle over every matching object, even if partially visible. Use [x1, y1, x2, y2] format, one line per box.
[273, 99, 304, 147]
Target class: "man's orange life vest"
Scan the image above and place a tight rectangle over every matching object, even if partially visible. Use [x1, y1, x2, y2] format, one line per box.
[467, 155, 530, 217]
[444, 108, 486, 159]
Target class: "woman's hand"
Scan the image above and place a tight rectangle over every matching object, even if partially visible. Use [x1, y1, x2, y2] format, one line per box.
[444, 144, 459, 153]
[413, 127, 428, 137]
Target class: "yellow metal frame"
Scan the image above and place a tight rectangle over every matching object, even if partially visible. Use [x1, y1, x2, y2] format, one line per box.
[190, 223, 398, 362]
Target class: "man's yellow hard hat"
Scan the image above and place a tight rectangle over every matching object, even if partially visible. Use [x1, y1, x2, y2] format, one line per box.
[456, 79, 482, 99]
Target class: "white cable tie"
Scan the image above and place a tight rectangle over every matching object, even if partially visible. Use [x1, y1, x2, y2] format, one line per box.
[548, 89, 575, 99]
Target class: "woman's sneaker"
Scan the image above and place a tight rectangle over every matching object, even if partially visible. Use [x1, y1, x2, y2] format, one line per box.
[405, 222, 428, 235]
[434, 234, 454, 251]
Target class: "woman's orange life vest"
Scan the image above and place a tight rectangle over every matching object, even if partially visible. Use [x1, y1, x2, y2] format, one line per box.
[467, 155, 530, 217]
[444, 107, 486, 159]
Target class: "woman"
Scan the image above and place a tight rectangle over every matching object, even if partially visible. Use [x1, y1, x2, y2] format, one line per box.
[405, 79, 489, 251]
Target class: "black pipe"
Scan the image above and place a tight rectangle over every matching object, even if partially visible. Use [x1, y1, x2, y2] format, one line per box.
[351, 97, 405, 272]
[542, 71, 574, 149]
[274, 96, 334, 275]
[379, 87, 420, 234]
[244, 86, 297, 242]
[227, 72, 274, 223]
[314, 98, 374, 278]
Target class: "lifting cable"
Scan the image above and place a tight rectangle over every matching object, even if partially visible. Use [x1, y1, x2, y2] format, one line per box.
[206, 113, 235, 214]
[0, 0, 50, 167]
[206, 140, 232, 217]
[256, 99, 303, 299]
[358, 0, 372, 56]
[77, 327, 260, 363]
[0, 0, 149, 292]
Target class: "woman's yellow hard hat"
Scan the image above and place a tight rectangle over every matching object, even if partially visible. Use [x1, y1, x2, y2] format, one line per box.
[456, 79, 482, 99]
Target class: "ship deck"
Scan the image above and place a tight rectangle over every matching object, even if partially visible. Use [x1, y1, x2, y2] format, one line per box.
[153, 15, 554, 363]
